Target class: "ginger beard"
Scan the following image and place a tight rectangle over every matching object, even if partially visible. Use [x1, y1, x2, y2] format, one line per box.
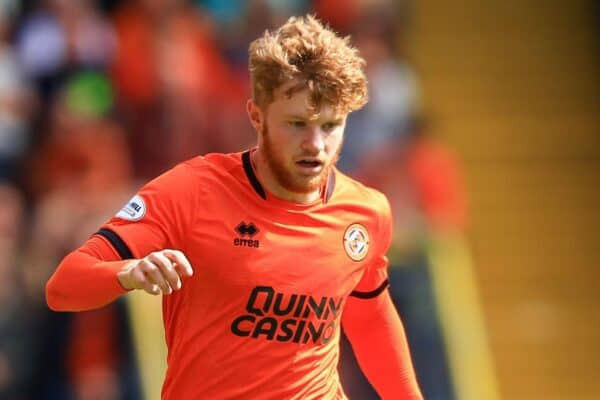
[261, 123, 342, 195]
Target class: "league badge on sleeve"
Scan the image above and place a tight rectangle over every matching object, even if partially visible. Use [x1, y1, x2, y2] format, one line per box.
[116, 194, 146, 221]
[343, 223, 370, 261]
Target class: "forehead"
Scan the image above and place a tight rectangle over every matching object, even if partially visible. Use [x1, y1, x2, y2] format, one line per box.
[268, 82, 344, 121]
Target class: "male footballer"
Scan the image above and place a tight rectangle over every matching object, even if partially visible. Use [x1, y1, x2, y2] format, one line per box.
[47, 15, 423, 399]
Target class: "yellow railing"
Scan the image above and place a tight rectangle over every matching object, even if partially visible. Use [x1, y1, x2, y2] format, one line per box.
[427, 232, 500, 400]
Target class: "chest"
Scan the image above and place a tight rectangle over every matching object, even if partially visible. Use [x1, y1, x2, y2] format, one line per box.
[184, 203, 374, 300]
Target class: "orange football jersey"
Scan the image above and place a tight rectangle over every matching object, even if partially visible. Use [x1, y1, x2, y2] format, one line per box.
[98, 150, 393, 399]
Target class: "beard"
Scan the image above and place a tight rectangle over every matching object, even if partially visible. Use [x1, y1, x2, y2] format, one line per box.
[261, 124, 340, 195]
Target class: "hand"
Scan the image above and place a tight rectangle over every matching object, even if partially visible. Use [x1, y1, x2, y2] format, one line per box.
[117, 249, 194, 295]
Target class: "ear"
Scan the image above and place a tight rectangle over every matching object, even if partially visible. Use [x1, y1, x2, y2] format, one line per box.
[246, 99, 264, 132]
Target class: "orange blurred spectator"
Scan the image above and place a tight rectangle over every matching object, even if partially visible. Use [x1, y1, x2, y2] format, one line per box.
[313, 0, 360, 34]
[30, 72, 131, 200]
[404, 119, 468, 232]
[23, 71, 140, 400]
[358, 117, 468, 255]
[111, 0, 250, 178]
[67, 307, 122, 400]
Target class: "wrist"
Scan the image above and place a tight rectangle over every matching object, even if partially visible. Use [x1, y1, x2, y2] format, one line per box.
[116, 260, 138, 291]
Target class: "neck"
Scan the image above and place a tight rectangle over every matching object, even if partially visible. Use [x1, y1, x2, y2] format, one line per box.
[251, 148, 322, 204]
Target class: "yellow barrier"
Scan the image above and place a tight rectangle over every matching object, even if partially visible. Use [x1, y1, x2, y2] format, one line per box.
[427, 232, 500, 400]
[126, 291, 168, 400]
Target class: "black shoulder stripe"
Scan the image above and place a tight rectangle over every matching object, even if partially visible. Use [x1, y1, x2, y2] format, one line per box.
[350, 279, 389, 299]
[95, 228, 134, 260]
[242, 150, 266, 199]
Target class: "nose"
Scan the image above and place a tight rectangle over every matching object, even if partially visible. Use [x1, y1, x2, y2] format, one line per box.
[301, 128, 325, 154]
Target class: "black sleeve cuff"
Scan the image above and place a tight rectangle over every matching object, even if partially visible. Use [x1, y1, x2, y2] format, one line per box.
[95, 228, 134, 260]
[349, 279, 389, 299]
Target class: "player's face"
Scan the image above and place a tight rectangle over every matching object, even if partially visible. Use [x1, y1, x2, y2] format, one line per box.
[255, 85, 347, 197]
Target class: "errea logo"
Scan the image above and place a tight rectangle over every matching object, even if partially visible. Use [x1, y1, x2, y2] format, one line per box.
[234, 221, 260, 248]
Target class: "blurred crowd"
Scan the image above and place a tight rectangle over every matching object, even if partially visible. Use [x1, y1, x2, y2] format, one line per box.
[0, 0, 467, 399]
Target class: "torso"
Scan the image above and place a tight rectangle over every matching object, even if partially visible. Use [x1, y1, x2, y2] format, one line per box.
[117, 151, 386, 400]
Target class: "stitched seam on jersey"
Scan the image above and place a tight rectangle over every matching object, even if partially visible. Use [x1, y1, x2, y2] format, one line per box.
[95, 228, 134, 260]
[242, 150, 267, 199]
[349, 279, 389, 299]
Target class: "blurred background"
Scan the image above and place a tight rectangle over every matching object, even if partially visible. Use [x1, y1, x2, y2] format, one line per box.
[0, 0, 598, 399]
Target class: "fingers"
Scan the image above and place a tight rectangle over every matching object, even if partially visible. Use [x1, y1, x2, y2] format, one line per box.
[120, 250, 194, 297]
[139, 258, 172, 295]
[148, 252, 182, 291]
[163, 249, 194, 277]
[131, 267, 160, 295]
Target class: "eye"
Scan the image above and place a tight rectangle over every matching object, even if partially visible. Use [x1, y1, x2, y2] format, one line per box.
[287, 120, 306, 129]
[322, 122, 339, 132]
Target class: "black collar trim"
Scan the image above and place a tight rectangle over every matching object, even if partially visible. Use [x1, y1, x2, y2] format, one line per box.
[242, 150, 267, 199]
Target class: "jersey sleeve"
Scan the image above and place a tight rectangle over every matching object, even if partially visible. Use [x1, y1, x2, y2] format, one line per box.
[350, 192, 393, 299]
[342, 290, 423, 399]
[46, 235, 131, 311]
[97, 161, 198, 260]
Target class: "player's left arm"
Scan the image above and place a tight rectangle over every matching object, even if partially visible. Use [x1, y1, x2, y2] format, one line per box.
[342, 287, 423, 400]
[341, 192, 423, 399]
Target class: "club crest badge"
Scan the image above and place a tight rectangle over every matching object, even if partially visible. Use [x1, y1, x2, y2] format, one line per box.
[116, 194, 146, 221]
[343, 223, 370, 261]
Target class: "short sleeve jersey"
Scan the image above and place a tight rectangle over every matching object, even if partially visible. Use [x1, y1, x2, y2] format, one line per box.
[99, 150, 393, 400]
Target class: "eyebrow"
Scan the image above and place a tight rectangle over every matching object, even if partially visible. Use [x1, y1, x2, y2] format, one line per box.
[283, 114, 311, 120]
[284, 114, 344, 124]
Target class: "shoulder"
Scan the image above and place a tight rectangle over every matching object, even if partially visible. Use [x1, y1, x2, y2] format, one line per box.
[333, 170, 393, 257]
[130, 152, 243, 215]
[127, 151, 243, 218]
[181, 152, 241, 178]
[151, 152, 241, 191]
[333, 170, 392, 219]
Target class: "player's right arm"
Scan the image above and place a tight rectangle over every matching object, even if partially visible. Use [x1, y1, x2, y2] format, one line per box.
[46, 161, 199, 312]
[46, 236, 193, 312]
